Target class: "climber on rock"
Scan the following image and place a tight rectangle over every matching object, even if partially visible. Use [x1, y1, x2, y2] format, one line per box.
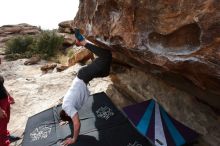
[60, 28, 112, 146]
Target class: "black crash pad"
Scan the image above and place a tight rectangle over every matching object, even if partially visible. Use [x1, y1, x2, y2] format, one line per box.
[22, 92, 152, 146]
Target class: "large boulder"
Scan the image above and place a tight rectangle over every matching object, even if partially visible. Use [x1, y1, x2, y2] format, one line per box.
[73, 0, 220, 110]
[71, 1, 220, 145]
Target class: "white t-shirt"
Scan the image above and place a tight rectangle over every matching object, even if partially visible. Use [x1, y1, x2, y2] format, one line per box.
[62, 76, 90, 118]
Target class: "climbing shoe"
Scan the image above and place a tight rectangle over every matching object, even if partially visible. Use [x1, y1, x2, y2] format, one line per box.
[74, 28, 84, 42]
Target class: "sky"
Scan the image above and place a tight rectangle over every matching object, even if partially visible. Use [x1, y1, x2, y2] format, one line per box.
[0, 0, 79, 30]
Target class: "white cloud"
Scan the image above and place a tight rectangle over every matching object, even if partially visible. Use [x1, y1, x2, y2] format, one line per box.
[0, 0, 79, 29]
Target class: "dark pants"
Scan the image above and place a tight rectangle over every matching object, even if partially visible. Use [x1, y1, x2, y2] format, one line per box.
[77, 43, 112, 84]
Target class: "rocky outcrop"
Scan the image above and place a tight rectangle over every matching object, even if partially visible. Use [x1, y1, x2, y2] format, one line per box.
[0, 23, 41, 50]
[58, 20, 74, 34]
[58, 20, 75, 46]
[73, 0, 220, 111]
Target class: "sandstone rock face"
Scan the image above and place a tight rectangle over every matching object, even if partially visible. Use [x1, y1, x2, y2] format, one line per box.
[72, 0, 220, 145]
[110, 65, 220, 146]
[73, 0, 220, 110]
[0, 23, 41, 50]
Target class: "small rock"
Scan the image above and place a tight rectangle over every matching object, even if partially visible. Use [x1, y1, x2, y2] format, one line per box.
[40, 63, 57, 72]
[24, 55, 41, 65]
[56, 65, 69, 72]
[68, 48, 94, 66]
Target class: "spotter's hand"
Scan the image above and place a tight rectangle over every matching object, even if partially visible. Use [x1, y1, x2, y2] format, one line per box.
[62, 138, 76, 146]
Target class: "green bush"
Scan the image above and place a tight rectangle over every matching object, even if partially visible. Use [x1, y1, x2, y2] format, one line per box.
[34, 30, 64, 59]
[5, 36, 34, 54]
[5, 30, 64, 60]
